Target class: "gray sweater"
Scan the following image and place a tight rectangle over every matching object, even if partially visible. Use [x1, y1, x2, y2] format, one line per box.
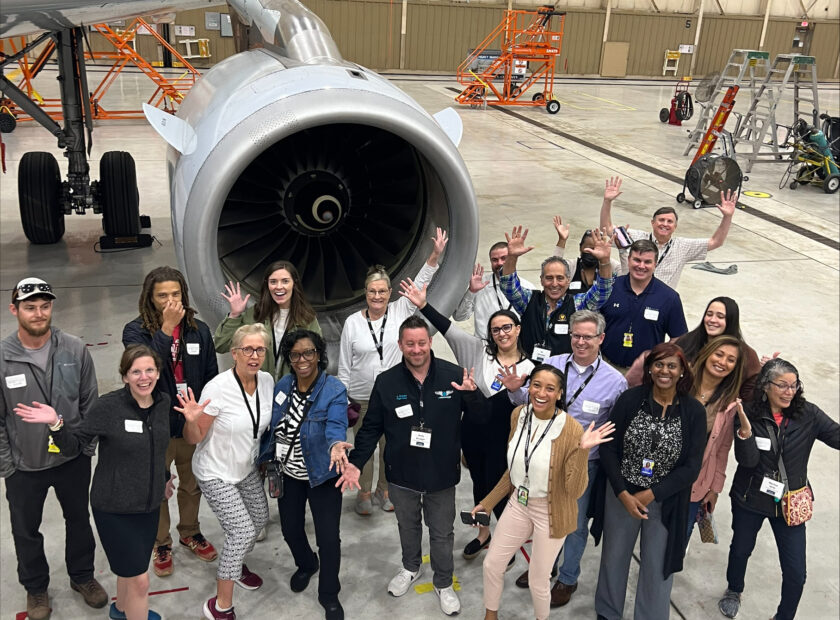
[0, 328, 98, 477]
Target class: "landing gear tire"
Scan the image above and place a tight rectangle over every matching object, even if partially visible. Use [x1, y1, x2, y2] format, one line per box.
[0, 111, 16, 133]
[100, 151, 140, 236]
[676, 192, 686, 203]
[824, 174, 840, 194]
[546, 100, 560, 115]
[659, 108, 670, 123]
[18, 152, 65, 244]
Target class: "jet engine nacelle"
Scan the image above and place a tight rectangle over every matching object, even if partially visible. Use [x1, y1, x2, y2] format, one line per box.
[162, 48, 479, 352]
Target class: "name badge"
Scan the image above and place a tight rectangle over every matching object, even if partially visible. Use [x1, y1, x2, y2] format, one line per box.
[490, 374, 503, 392]
[760, 476, 784, 500]
[47, 435, 60, 453]
[640, 457, 655, 477]
[176, 382, 187, 397]
[395, 404, 413, 419]
[568, 281, 582, 291]
[581, 400, 600, 415]
[643, 308, 660, 321]
[755, 437, 771, 451]
[125, 419, 144, 433]
[186, 342, 200, 355]
[410, 426, 432, 449]
[531, 346, 551, 363]
[554, 323, 569, 335]
[5, 374, 27, 389]
[274, 391, 287, 406]
[622, 332, 633, 348]
[516, 485, 530, 506]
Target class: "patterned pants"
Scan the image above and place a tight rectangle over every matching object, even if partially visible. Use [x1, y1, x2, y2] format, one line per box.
[198, 469, 269, 581]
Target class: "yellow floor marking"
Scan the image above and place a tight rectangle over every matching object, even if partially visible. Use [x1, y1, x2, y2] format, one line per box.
[573, 90, 637, 110]
[414, 576, 461, 594]
[743, 190, 772, 198]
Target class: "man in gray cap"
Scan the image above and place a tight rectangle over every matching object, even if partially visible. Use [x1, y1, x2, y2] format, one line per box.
[0, 277, 107, 620]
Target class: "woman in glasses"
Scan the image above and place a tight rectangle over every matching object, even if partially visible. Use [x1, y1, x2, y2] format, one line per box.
[16, 345, 172, 620]
[175, 324, 274, 620]
[717, 359, 839, 620]
[625, 297, 762, 399]
[594, 342, 706, 620]
[337, 228, 448, 515]
[215, 261, 321, 380]
[259, 329, 351, 620]
[398, 278, 534, 562]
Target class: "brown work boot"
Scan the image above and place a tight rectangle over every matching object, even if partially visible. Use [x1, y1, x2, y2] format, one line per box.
[26, 591, 51, 620]
[515, 569, 529, 589]
[550, 581, 577, 607]
[70, 578, 108, 608]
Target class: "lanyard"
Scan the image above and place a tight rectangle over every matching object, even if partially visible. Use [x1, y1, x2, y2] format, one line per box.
[649, 234, 674, 266]
[170, 325, 184, 375]
[365, 309, 387, 362]
[491, 272, 510, 311]
[233, 368, 260, 440]
[539, 294, 566, 344]
[272, 312, 290, 362]
[563, 355, 601, 409]
[29, 364, 54, 407]
[512, 406, 557, 480]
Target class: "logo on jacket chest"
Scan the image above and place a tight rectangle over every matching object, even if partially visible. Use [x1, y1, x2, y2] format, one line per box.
[435, 390, 453, 399]
[395, 394, 408, 401]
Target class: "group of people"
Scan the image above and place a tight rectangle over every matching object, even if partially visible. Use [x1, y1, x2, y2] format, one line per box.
[1, 177, 837, 620]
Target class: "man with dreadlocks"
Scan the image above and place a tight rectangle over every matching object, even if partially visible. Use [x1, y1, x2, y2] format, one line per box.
[123, 266, 219, 577]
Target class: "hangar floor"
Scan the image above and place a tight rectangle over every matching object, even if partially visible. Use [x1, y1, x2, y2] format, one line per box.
[1, 69, 838, 620]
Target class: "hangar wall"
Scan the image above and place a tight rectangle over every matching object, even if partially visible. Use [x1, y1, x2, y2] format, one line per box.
[88, 1, 840, 79]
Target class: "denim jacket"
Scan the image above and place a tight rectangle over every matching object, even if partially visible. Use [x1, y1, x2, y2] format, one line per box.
[258, 371, 348, 487]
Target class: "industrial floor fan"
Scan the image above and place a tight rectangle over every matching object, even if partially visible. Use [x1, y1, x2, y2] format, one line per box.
[677, 154, 743, 208]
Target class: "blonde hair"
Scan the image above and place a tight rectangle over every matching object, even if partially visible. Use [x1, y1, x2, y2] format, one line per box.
[231, 323, 270, 349]
[364, 265, 391, 290]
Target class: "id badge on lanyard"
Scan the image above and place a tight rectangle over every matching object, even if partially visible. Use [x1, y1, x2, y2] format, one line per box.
[410, 424, 432, 449]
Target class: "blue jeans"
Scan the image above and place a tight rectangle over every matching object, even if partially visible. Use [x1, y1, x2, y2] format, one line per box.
[725, 500, 807, 620]
[553, 459, 599, 586]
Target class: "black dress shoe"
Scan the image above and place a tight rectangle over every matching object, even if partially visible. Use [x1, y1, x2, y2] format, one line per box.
[463, 535, 491, 559]
[290, 554, 319, 592]
[319, 597, 344, 620]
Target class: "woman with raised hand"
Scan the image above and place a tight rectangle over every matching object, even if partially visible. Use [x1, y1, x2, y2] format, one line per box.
[470, 364, 614, 620]
[338, 227, 448, 515]
[685, 335, 747, 537]
[15, 345, 173, 620]
[718, 359, 839, 620]
[259, 329, 351, 620]
[595, 342, 706, 620]
[178, 324, 274, 620]
[215, 261, 321, 380]
[399, 276, 534, 562]
[626, 297, 761, 399]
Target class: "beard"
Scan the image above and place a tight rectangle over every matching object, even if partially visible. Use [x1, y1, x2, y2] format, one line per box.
[21, 318, 51, 338]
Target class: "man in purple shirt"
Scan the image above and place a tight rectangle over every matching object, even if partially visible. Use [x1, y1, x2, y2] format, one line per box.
[502, 309, 627, 607]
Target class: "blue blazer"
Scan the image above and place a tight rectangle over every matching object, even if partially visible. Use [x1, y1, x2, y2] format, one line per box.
[258, 371, 348, 487]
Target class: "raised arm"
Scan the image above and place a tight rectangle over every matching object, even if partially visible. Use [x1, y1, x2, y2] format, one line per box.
[599, 176, 623, 232]
[708, 189, 736, 251]
[501, 225, 534, 276]
[554, 215, 569, 252]
[426, 227, 449, 267]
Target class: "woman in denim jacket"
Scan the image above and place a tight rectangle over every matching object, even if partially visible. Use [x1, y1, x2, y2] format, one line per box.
[258, 329, 351, 620]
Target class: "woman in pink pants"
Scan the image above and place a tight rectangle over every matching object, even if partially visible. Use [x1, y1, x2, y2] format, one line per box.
[471, 364, 614, 620]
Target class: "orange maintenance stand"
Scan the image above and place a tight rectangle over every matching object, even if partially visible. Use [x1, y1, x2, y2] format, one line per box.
[456, 5, 566, 114]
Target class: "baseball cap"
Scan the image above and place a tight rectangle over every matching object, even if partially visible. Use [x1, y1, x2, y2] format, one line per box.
[14, 277, 57, 302]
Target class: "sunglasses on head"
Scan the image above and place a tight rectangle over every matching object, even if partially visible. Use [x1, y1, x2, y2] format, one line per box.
[18, 283, 53, 294]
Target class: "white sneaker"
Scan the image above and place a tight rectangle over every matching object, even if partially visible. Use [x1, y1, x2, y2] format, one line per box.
[256, 525, 267, 542]
[388, 567, 422, 597]
[434, 585, 461, 616]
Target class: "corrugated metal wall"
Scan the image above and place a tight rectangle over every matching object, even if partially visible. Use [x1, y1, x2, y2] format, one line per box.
[693, 16, 763, 77]
[607, 11, 698, 77]
[557, 11, 605, 76]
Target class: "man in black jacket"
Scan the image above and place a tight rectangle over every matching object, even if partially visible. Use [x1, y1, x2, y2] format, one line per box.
[337, 316, 484, 617]
[122, 266, 218, 577]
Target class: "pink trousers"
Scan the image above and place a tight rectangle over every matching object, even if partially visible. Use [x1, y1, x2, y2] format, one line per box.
[483, 495, 566, 620]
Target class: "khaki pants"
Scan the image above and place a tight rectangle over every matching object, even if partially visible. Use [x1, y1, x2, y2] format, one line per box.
[156, 437, 202, 546]
[355, 401, 388, 494]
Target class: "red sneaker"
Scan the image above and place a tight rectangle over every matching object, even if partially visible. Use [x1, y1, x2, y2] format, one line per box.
[153, 545, 173, 577]
[179, 533, 218, 562]
[234, 564, 263, 590]
[203, 597, 235, 620]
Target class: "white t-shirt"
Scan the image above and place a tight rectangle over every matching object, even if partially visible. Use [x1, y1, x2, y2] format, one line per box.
[193, 369, 273, 484]
[508, 406, 566, 498]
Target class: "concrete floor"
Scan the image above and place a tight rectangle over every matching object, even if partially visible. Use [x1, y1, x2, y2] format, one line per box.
[0, 67, 838, 620]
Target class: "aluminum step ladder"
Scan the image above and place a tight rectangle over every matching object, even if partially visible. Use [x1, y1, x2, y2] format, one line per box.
[683, 49, 770, 157]
[732, 53, 819, 172]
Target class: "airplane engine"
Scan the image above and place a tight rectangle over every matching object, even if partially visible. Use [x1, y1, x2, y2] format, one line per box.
[164, 48, 479, 353]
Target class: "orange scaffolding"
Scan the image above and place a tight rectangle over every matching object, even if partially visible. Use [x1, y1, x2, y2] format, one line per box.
[0, 17, 200, 125]
[455, 6, 565, 114]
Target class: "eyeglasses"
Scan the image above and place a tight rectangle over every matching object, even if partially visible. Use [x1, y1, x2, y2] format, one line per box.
[770, 380, 800, 393]
[18, 282, 53, 294]
[570, 333, 599, 342]
[234, 346, 267, 357]
[366, 289, 390, 298]
[490, 323, 515, 336]
[289, 349, 317, 363]
[652, 361, 680, 371]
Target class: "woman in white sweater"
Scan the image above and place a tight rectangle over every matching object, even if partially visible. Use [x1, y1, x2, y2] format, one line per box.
[399, 278, 535, 562]
[337, 228, 448, 515]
